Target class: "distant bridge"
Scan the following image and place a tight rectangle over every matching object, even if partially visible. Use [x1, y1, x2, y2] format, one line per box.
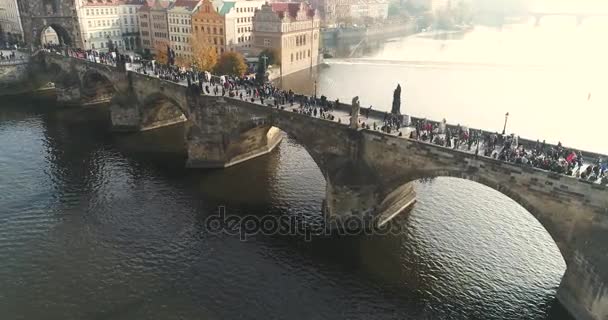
[527, 11, 608, 26]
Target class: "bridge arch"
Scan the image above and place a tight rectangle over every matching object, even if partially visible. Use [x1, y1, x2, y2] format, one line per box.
[38, 24, 72, 47]
[80, 69, 117, 105]
[140, 93, 188, 130]
[398, 169, 568, 260]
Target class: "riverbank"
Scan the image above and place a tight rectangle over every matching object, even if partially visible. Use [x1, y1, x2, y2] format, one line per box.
[322, 21, 417, 45]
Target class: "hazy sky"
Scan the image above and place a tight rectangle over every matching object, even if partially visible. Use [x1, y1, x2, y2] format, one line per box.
[529, 0, 608, 13]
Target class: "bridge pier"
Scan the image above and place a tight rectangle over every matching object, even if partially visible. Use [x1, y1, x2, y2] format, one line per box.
[55, 83, 83, 106]
[109, 104, 140, 132]
[11, 53, 608, 320]
[558, 252, 608, 320]
[185, 123, 283, 168]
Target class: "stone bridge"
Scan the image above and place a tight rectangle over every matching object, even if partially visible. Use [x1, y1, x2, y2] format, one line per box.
[528, 11, 608, 26]
[20, 52, 608, 320]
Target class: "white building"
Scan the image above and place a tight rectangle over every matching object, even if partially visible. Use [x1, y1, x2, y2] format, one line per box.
[349, 0, 389, 20]
[405, 0, 457, 12]
[75, 0, 148, 52]
[119, 0, 146, 51]
[168, 0, 201, 60]
[0, 0, 23, 45]
[222, 0, 265, 55]
[41, 27, 59, 45]
[76, 0, 124, 52]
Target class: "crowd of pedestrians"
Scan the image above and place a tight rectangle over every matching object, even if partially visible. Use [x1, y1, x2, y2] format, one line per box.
[39, 44, 606, 184]
[0, 50, 25, 63]
[411, 118, 607, 184]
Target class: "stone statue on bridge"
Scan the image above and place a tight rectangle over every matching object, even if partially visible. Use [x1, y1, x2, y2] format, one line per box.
[350, 96, 360, 129]
[391, 84, 401, 115]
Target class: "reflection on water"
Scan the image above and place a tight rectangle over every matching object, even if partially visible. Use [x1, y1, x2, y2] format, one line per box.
[0, 94, 573, 319]
[281, 20, 608, 154]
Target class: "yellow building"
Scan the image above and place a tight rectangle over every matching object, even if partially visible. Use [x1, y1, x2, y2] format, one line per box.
[252, 2, 320, 76]
[192, 0, 226, 55]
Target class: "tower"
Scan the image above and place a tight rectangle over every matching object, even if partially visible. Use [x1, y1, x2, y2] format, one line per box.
[16, 0, 84, 49]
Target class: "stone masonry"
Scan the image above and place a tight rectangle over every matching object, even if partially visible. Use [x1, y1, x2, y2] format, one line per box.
[12, 52, 608, 320]
[17, 0, 84, 48]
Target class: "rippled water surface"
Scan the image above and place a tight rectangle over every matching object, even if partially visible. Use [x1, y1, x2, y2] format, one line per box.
[0, 97, 572, 319]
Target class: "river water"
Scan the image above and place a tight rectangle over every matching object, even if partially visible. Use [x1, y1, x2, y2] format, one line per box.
[0, 20, 581, 320]
[281, 18, 608, 154]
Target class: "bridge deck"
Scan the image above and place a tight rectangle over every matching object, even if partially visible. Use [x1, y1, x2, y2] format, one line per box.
[42, 52, 608, 187]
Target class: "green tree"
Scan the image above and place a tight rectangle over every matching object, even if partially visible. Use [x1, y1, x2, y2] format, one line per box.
[214, 51, 247, 76]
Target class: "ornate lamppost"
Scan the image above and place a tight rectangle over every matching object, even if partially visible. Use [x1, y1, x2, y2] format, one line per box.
[502, 112, 509, 135]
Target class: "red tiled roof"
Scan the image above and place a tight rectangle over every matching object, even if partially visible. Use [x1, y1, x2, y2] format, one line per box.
[138, 0, 172, 11]
[172, 0, 202, 10]
[270, 2, 314, 19]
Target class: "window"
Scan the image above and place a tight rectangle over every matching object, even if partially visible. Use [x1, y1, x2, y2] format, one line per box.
[308, 50, 310, 57]
[291, 53, 293, 62]
[263, 38, 270, 47]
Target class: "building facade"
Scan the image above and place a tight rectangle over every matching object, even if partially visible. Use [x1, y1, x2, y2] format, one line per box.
[168, 0, 201, 60]
[119, 0, 145, 52]
[223, 0, 265, 55]
[76, 0, 124, 52]
[41, 27, 59, 45]
[308, 0, 337, 25]
[252, 2, 320, 76]
[349, 0, 389, 20]
[192, 0, 226, 55]
[406, 0, 457, 12]
[138, 0, 171, 55]
[0, 0, 23, 45]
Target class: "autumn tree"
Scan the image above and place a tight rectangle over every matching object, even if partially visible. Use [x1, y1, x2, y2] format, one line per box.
[190, 36, 218, 71]
[175, 55, 191, 69]
[153, 41, 169, 64]
[214, 51, 247, 77]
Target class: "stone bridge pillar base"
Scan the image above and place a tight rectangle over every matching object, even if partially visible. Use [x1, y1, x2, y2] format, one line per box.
[186, 126, 282, 168]
[557, 253, 608, 320]
[110, 102, 141, 132]
[324, 179, 417, 230]
[140, 114, 188, 132]
[55, 85, 82, 106]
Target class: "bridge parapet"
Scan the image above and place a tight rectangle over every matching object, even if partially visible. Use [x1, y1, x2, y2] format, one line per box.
[9, 52, 608, 320]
